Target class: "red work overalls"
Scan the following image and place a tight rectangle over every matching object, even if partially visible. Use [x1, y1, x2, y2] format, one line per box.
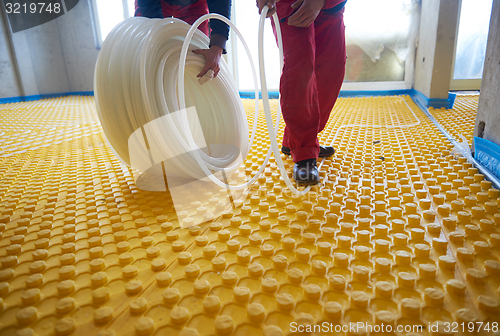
[273, 0, 346, 162]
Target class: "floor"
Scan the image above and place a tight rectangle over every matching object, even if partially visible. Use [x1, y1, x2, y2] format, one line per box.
[0, 94, 499, 336]
[427, 94, 479, 144]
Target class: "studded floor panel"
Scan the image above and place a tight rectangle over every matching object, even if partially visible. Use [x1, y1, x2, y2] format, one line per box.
[0, 95, 499, 336]
[428, 94, 479, 144]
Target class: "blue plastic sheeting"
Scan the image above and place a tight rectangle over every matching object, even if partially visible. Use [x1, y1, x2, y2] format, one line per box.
[0, 91, 94, 104]
[412, 90, 456, 109]
[339, 89, 413, 97]
[240, 89, 456, 110]
[239, 89, 416, 99]
[474, 137, 500, 179]
[239, 91, 279, 99]
[1, 89, 456, 110]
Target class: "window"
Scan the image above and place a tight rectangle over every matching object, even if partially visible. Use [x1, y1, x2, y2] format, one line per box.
[91, 0, 135, 47]
[233, 0, 419, 91]
[232, 1, 280, 92]
[450, 0, 493, 90]
[343, 0, 416, 83]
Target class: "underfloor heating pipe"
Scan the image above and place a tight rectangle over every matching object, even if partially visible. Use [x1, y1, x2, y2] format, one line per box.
[416, 103, 500, 190]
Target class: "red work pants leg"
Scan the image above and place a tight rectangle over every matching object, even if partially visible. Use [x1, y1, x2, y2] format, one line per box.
[315, 10, 346, 133]
[273, 2, 346, 163]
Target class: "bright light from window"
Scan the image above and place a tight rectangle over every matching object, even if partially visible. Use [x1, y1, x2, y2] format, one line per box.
[95, 0, 124, 44]
[343, 0, 414, 82]
[234, 0, 415, 88]
[94, 0, 136, 45]
[127, 0, 136, 18]
[453, 0, 493, 80]
[344, 0, 412, 62]
[234, 1, 280, 91]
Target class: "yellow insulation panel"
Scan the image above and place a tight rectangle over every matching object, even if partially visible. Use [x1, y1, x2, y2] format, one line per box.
[428, 94, 479, 143]
[0, 95, 499, 336]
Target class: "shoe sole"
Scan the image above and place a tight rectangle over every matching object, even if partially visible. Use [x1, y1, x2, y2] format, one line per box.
[295, 179, 320, 185]
[319, 152, 334, 158]
[282, 150, 335, 158]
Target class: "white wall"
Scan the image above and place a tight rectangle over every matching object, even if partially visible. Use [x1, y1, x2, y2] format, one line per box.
[0, 12, 20, 97]
[57, 0, 99, 92]
[0, 0, 99, 98]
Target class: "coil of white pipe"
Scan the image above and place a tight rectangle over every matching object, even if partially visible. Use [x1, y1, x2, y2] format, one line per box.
[95, 16, 261, 184]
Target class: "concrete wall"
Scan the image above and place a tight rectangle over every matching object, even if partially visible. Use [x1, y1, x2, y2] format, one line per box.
[22, 19, 70, 94]
[0, 0, 99, 99]
[414, 0, 460, 99]
[474, 0, 500, 146]
[0, 11, 21, 97]
[57, 0, 99, 92]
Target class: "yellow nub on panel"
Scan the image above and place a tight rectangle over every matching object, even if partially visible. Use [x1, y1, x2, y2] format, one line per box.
[0, 95, 499, 336]
[428, 94, 479, 143]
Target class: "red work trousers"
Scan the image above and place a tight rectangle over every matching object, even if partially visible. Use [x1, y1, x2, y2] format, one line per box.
[272, 1, 346, 162]
[135, 0, 210, 36]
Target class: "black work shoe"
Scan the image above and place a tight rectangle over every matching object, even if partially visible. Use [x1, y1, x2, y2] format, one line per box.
[293, 159, 319, 185]
[319, 146, 335, 157]
[282, 146, 335, 157]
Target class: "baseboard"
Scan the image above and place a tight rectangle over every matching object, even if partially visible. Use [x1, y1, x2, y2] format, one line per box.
[0, 89, 457, 111]
[0, 91, 94, 104]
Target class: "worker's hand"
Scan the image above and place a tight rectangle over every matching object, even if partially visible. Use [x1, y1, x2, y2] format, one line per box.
[192, 46, 223, 78]
[256, 0, 277, 17]
[288, 0, 325, 27]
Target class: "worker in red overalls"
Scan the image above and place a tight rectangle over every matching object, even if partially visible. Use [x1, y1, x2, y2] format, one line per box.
[257, 0, 346, 184]
[135, 0, 231, 79]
